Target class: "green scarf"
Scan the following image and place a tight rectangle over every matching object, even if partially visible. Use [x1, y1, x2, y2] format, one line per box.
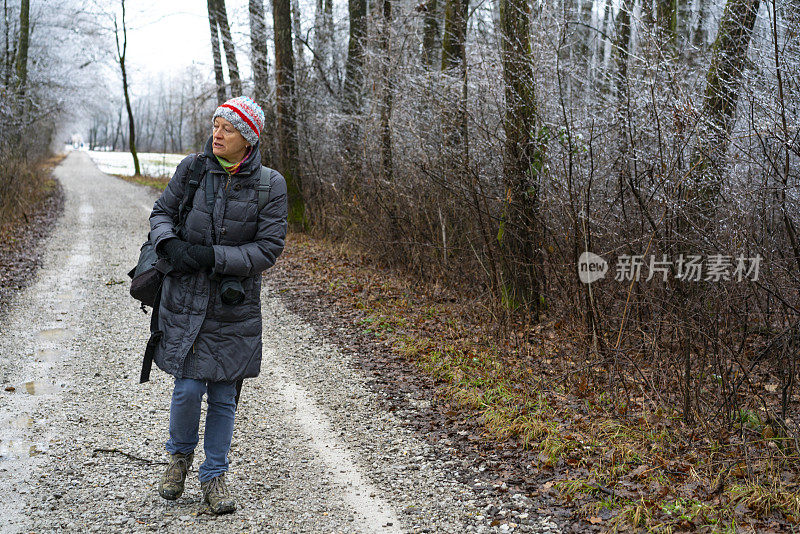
[215, 146, 253, 175]
[215, 155, 237, 173]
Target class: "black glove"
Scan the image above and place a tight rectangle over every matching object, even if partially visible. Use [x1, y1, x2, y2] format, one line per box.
[161, 238, 200, 273]
[187, 244, 215, 270]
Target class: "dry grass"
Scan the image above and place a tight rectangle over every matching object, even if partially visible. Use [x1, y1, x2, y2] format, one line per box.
[0, 152, 66, 234]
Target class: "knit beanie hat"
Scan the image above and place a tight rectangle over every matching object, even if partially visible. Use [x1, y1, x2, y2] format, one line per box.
[212, 96, 265, 147]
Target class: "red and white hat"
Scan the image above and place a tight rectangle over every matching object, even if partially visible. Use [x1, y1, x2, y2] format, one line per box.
[212, 96, 265, 146]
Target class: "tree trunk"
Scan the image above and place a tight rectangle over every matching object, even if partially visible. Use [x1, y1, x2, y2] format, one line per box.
[249, 0, 271, 105]
[208, 0, 227, 104]
[343, 0, 367, 113]
[615, 0, 632, 179]
[324, 0, 335, 84]
[656, 0, 677, 36]
[312, 0, 334, 75]
[112, 106, 122, 151]
[273, 0, 306, 229]
[498, 0, 544, 317]
[312, 0, 324, 69]
[14, 0, 28, 95]
[213, 0, 242, 96]
[116, 0, 140, 176]
[685, 0, 761, 215]
[290, 0, 306, 83]
[340, 0, 367, 194]
[177, 91, 184, 153]
[3, 0, 10, 87]
[379, 0, 393, 181]
[441, 0, 468, 71]
[614, 0, 632, 103]
[249, 0, 276, 166]
[421, 0, 440, 69]
[440, 0, 469, 188]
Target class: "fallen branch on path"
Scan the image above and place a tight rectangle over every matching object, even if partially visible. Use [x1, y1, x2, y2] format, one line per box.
[92, 448, 167, 465]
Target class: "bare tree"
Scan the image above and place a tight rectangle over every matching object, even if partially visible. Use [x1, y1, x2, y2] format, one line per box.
[343, 0, 366, 113]
[379, 0, 393, 181]
[420, 0, 440, 69]
[656, 0, 677, 36]
[312, 0, 334, 78]
[2, 0, 8, 86]
[212, 0, 242, 96]
[208, 0, 226, 104]
[440, 0, 469, 190]
[249, 0, 270, 108]
[249, 0, 277, 166]
[685, 0, 762, 217]
[114, 0, 140, 176]
[13, 0, 28, 95]
[440, 0, 468, 71]
[273, 0, 305, 228]
[497, 0, 545, 317]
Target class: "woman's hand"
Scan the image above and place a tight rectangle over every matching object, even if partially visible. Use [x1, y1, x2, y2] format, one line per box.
[162, 238, 201, 273]
[187, 245, 215, 271]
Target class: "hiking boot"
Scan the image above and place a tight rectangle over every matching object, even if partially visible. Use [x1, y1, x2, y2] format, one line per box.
[158, 452, 194, 500]
[200, 473, 237, 514]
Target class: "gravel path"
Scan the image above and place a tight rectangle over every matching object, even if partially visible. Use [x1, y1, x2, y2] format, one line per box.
[0, 151, 563, 533]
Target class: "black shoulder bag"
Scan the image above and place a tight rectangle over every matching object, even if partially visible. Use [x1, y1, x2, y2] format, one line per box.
[128, 153, 206, 383]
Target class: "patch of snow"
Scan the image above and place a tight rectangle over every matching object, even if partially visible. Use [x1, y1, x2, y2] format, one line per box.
[86, 150, 186, 178]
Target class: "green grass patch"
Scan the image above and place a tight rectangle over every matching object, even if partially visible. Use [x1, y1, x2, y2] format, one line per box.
[113, 173, 170, 191]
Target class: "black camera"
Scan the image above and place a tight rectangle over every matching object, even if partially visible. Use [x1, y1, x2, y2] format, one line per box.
[211, 273, 246, 305]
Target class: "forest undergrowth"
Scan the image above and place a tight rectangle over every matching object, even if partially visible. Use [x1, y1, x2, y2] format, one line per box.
[274, 230, 800, 533]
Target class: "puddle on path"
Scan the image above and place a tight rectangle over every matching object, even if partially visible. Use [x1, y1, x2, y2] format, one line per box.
[34, 349, 65, 363]
[21, 381, 63, 396]
[55, 290, 77, 301]
[9, 415, 34, 429]
[68, 254, 92, 267]
[0, 440, 47, 461]
[36, 328, 73, 341]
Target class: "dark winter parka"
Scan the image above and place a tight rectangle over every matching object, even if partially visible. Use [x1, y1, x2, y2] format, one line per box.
[148, 136, 288, 382]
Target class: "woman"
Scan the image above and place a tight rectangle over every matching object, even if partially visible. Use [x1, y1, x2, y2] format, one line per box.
[148, 96, 288, 514]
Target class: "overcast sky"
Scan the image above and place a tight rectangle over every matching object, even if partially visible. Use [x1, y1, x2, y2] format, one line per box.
[120, 0, 254, 92]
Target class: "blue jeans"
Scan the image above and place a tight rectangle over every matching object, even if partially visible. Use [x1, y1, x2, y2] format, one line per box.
[165, 377, 237, 482]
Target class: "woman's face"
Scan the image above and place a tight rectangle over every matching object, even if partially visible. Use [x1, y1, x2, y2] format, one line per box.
[212, 117, 250, 162]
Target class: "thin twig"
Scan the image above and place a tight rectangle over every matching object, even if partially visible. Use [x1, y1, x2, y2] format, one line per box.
[92, 448, 168, 465]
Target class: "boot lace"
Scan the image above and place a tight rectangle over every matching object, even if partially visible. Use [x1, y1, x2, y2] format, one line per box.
[204, 475, 230, 498]
[166, 455, 191, 484]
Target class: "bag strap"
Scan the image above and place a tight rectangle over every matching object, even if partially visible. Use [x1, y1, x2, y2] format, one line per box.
[140, 281, 163, 383]
[176, 153, 206, 230]
[256, 166, 273, 211]
[235, 377, 243, 409]
[204, 167, 216, 213]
